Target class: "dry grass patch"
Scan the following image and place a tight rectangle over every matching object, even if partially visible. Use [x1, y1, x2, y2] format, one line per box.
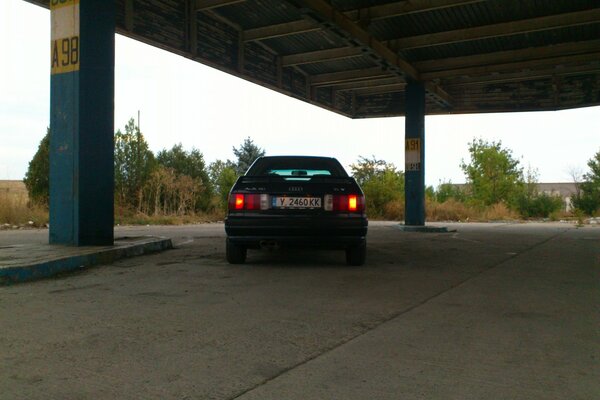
[0, 187, 48, 227]
[0, 180, 28, 197]
[373, 198, 522, 223]
[482, 203, 519, 221]
[115, 206, 225, 226]
[427, 199, 475, 222]
[383, 200, 404, 221]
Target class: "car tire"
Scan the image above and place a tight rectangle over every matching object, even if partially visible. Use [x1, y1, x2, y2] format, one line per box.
[346, 242, 366, 266]
[226, 239, 247, 264]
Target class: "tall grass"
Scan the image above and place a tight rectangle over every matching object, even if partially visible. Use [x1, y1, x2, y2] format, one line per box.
[0, 192, 221, 228]
[0, 179, 223, 228]
[0, 192, 48, 227]
[369, 198, 520, 222]
[426, 199, 475, 221]
[482, 202, 519, 221]
[114, 203, 225, 226]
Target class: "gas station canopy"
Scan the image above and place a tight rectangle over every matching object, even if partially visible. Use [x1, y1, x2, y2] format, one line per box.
[27, 0, 600, 118]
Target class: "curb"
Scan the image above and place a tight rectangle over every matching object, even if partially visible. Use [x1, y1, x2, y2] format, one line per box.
[0, 237, 173, 285]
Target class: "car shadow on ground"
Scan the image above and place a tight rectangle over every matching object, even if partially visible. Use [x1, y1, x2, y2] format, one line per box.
[239, 248, 361, 268]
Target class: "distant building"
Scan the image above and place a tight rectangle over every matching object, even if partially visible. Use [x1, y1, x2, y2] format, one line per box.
[536, 182, 578, 212]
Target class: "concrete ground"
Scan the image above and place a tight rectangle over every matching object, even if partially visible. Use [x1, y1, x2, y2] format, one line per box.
[0, 222, 598, 399]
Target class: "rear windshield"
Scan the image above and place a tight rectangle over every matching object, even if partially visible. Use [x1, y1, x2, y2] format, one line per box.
[246, 157, 348, 179]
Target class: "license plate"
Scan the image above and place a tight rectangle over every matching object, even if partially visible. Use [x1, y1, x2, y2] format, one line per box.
[273, 196, 322, 209]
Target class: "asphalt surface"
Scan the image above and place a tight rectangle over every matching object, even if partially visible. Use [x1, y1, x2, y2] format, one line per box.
[1, 222, 598, 399]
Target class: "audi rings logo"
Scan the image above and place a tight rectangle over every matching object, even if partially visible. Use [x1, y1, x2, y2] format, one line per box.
[288, 186, 303, 192]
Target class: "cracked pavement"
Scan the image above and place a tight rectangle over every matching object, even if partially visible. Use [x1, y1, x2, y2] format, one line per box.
[1, 222, 598, 399]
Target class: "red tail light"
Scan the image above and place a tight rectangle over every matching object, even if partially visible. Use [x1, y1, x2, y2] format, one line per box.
[348, 195, 358, 211]
[233, 194, 244, 210]
[325, 194, 365, 212]
[246, 194, 261, 210]
[333, 194, 348, 211]
[228, 193, 268, 211]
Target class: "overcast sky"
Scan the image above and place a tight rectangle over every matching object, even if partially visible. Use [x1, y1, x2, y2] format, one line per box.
[1, 0, 599, 186]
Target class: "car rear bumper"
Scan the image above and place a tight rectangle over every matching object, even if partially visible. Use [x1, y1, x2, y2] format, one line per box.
[225, 214, 368, 249]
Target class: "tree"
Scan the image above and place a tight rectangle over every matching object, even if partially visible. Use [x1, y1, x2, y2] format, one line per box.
[435, 180, 466, 203]
[567, 166, 584, 200]
[350, 156, 389, 187]
[460, 138, 524, 206]
[232, 137, 265, 175]
[114, 118, 156, 209]
[425, 186, 436, 201]
[24, 128, 50, 206]
[209, 160, 238, 210]
[143, 166, 174, 216]
[156, 144, 211, 211]
[350, 156, 404, 217]
[140, 166, 203, 215]
[572, 149, 600, 215]
[515, 167, 562, 218]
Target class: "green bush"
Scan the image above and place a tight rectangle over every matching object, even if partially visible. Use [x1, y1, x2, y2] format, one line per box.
[114, 119, 156, 209]
[516, 193, 563, 218]
[362, 169, 404, 217]
[351, 156, 404, 218]
[460, 138, 524, 206]
[572, 149, 600, 216]
[435, 181, 466, 203]
[23, 128, 50, 206]
[156, 143, 212, 211]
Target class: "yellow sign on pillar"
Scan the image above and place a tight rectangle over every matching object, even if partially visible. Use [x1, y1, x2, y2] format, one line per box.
[51, 0, 80, 75]
[405, 138, 421, 171]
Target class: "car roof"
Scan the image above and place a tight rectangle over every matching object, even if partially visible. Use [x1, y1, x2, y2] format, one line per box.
[256, 155, 338, 161]
[246, 156, 348, 177]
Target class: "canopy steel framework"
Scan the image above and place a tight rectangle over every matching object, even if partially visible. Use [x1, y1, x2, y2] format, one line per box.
[28, 0, 600, 117]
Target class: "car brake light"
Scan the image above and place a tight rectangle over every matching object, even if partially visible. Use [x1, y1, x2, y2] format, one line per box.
[326, 194, 365, 212]
[234, 194, 244, 209]
[348, 195, 358, 211]
[229, 193, 270, 211]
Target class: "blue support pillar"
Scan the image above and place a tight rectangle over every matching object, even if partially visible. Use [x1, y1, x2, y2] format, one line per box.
[49, 0, 115, 245]
[404, 80, 426, 226]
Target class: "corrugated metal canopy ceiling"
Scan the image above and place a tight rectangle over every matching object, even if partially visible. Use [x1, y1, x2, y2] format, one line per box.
[26, 0, 600, 117]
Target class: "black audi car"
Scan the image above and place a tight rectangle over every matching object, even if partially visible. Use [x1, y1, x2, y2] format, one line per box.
[224, 156, 368, 265]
